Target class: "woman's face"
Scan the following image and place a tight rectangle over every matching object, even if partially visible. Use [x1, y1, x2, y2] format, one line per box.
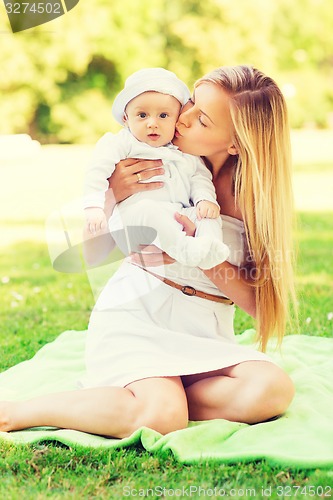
[173, 82, 236, 169]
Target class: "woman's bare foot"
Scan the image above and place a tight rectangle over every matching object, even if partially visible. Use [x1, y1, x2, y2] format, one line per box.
[0, 401, 18, 432]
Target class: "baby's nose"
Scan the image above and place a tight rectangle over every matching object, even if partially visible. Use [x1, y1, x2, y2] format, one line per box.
[147, 117, 158, 127]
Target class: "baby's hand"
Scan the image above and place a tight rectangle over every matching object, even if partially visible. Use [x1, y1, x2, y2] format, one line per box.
[85, 207, 108, 234]
[196, 200, 220, 220]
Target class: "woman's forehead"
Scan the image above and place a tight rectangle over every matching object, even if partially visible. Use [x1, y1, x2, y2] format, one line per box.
[194, 83, 231, 126]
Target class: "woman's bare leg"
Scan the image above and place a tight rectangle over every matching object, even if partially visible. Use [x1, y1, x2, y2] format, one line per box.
[183, 361, 294, 424]
[0, 376, 188, 438]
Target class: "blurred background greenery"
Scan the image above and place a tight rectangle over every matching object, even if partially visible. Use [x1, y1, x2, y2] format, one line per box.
[1, 0, 332, 144]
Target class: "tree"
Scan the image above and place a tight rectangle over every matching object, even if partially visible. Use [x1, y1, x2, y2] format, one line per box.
[0, 0, 332, 142]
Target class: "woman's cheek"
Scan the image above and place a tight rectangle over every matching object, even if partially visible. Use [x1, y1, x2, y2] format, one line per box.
[183, 141, 204, 156]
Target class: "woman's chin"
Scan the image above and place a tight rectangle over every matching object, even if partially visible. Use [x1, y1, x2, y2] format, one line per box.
[173, 134, 198, 156]
[173, 135, 185, 152]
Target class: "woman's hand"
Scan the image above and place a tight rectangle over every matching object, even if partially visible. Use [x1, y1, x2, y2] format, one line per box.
[108, 158, 165, 204]
[130, 245, 175, 267]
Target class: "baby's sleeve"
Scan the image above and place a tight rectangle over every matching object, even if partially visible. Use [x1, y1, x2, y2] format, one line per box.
[83, 131, 128, 209]
[188, 156, 219, 207]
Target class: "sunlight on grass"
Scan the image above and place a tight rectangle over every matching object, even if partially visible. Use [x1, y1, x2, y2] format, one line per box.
[291, 130, 333, 166]
[296, 274, 333, 285]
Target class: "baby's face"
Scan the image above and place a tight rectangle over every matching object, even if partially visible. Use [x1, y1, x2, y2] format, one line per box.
[124, 91, 181, 147]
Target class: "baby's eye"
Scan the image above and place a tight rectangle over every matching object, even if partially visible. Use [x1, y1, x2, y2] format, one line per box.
[138, 112, 147, 118]
[160, 113, 168, 119]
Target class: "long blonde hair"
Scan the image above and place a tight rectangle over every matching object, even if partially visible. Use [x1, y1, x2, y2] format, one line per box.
[197, 66, 297, 351]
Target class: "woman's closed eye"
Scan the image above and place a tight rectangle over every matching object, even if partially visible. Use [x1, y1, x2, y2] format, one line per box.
[187, 98, 207, 127]
[198, 115, 207, 127]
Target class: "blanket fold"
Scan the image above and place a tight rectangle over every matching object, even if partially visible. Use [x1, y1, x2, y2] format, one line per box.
[1, 330, 332, 468]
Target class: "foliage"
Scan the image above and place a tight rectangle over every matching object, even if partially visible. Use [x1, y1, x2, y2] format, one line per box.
[1, 0, 332, 143]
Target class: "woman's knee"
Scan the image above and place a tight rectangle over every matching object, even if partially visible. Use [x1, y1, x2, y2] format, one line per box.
[137, 401, 189, 435]
[125, 377, 189, 436]
[245, 363, 295, 421]
[264, 365, 295, 414]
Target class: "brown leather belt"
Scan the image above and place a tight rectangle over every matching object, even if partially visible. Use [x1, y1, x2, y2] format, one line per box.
[140, 267, 234, 305]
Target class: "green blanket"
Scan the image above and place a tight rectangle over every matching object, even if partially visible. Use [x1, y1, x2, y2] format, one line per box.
[1, 330, 332, 468]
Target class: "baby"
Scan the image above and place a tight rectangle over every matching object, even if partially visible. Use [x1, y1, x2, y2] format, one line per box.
[83, 68, 229, 269]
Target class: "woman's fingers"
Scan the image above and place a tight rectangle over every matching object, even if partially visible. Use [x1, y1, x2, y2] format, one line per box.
[128, 159, 165, 194]
[117, 158, 164, 176]
[131, 160, 164, 184]
[130, 252, 164, 267]
[136, 244, 164, 253]
[129, 245, 175, 267]
[109, 158, 165, 202]
[174, 212, 196, 237]
[134, 166, 165, 182]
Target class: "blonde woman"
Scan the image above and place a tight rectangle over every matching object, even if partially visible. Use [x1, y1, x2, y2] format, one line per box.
[0, 66, 296, 437]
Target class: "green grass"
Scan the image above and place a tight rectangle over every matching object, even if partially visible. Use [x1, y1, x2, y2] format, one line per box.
[294, 213, 333, 338]
[0, 212, 333, 498]
[293, 161, 333, 173]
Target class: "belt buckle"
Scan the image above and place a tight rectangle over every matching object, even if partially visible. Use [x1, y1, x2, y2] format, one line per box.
[181, 285, 196, 296]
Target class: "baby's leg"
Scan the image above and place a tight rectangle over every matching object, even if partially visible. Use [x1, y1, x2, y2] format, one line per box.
[182, 206, 224, 240]
[179, 206, 229, 268]
[108, 202, 158, 256]
[114, 200, 229, 268]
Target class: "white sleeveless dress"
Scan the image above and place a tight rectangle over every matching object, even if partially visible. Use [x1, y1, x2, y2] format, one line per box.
[80, 215, 272, 388]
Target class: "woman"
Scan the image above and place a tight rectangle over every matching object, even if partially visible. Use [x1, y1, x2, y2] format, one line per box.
[0, 65, 296, 437]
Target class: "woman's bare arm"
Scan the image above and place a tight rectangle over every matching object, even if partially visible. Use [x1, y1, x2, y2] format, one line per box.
[131, 248, 256, 317]
[175, 214, 256, 316]
[203, 263, 256, 317]
[130, 212, 256, 317]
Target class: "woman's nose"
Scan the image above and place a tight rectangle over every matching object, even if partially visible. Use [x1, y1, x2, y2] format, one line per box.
[177, 108, 191, 128]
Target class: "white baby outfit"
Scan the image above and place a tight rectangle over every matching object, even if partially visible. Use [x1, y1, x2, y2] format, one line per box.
[83, 128, 230, 269]
[79, 215, 272, 389]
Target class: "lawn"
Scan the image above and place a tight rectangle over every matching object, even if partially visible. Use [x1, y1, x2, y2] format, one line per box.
[0, 134, 332, 498]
